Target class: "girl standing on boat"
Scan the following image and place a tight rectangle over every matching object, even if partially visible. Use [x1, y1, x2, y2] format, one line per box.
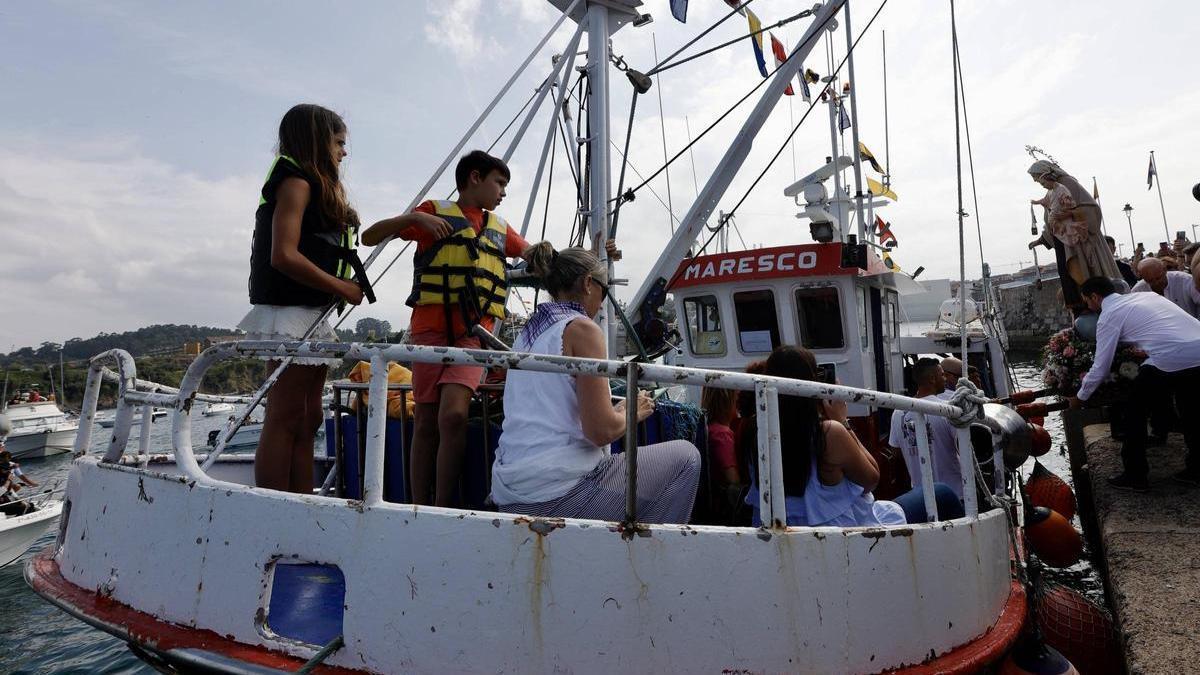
[490, 244, 701, 523]
[239, 104, 368, 493]
[1028, 160, 1123, 309]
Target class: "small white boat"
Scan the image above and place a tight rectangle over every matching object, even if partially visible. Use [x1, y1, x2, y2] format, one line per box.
[202, 402, 236, 417]
[1, 400, 79, 460]
[208, 422, 263, 452]
[1, 498, 63, 567]
[95, 408, 167, 429]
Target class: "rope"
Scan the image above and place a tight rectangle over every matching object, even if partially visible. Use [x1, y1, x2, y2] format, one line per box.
[534, 123, 557, 307]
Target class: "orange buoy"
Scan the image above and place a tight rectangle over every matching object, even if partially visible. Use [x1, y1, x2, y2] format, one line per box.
[1026, 462, 1076, 521]
[1026, 507, 1083, 568]
[1029, 424, 1052, 457]
[1036, 584, 1121, 675]
[999, 634, 1079, 675]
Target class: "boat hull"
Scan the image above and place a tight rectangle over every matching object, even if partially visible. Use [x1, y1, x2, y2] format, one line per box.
[5, 428, 77, 459]
[2, 500, 63, 567]
[31, 458, 1020, 673]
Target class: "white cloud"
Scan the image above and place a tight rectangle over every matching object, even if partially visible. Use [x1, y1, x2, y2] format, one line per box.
[423, 0, 501, 61]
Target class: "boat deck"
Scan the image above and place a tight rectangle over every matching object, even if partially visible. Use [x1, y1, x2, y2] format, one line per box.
[1080, 423, 1200, 674]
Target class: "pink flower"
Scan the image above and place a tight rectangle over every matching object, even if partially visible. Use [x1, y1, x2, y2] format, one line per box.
[1063, 346, 1076, 358]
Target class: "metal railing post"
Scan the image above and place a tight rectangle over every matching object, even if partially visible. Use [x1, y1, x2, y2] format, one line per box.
[912, 412, 939, 523]
[756, 382, 786, 529]
[956, 426, 977, 516]
[624, 365, 639, 524]
[362, 354, 389, 507]
[137, 403, 153, 467]
[72, 363, 105, 456]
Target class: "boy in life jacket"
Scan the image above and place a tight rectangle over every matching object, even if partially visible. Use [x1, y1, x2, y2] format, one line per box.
[363, 150, 530, 507]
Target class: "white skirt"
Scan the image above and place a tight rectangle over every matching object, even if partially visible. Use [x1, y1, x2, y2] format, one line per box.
[237, 305, 340, 366]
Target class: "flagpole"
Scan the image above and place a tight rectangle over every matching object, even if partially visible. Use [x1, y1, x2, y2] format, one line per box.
[1151, 150, 1171, 240]
[842, 0, 868, 243]
[1092, 176, 1108, 238]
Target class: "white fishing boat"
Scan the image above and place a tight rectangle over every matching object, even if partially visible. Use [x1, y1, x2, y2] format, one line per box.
[27, 2, 1047, 672]
[1, 400, 79, 460]
[1, 495, 63, 568]
[95, 407, 168, 428]
[202, 402, 236, 417]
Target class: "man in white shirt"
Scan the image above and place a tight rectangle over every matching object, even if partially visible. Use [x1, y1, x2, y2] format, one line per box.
[1070, 277, 1200, 491]
[888, 358, 963, 498]
[1132, 257, 1200, 319]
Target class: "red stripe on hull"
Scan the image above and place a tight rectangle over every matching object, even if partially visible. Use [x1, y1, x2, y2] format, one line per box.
[28, 549, 1024, 674]
[888, 580, 1028, 674]
[25, 551, 364, 674]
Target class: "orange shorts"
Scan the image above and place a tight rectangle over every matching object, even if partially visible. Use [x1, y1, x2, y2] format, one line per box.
[409, 330, 485, 404]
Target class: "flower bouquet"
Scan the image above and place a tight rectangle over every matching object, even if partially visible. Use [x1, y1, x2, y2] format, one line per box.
[1041, 328, 1144, 404]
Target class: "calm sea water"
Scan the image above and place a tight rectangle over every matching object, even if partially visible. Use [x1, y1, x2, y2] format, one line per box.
[1, 359, 1098, 672]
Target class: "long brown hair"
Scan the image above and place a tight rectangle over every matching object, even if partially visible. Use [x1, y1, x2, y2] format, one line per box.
[764, 346, 823, 495]
[277, 104, 360, 230]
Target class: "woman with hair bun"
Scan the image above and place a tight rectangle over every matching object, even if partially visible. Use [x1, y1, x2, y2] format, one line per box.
[490, 243, 701, 523]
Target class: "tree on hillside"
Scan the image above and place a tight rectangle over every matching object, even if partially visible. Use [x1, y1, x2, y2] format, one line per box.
[354, 317, 392, 342]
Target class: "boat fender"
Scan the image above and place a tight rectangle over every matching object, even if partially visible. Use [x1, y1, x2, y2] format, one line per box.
[1026, 506, 1083, 568]
[1026, 461, 1076, 521]
[1029, 424, 1052, 457]
[1036, 583, 1121, 675]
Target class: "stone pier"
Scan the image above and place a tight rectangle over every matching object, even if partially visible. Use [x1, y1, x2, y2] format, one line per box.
[1078, 423, 1200, 674]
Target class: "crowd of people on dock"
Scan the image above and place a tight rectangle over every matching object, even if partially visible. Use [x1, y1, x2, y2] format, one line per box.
[1026, 161, 1200, 493]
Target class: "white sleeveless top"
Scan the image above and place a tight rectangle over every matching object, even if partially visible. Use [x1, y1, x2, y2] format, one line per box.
[490, 313, 608, 505]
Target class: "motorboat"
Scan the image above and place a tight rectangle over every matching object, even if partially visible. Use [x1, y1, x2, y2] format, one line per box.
[95, 408, 167, 429]
[1, 400, 78, 460]
[2, 495, 63, 567]
[202, 402, 236, 417]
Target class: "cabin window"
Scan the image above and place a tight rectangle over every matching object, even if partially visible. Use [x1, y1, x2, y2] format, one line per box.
[886, 291, 901, 353]
[683, 295, 726, 356]
[793, 286, 845, 350]
[733, 290, 781, 353]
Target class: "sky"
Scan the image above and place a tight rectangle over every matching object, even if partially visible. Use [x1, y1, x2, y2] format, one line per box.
[3, 0, 1199, 351]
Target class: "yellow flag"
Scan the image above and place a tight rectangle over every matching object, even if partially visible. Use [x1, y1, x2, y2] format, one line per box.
[882, 251, 902, 272]
[867, 177, 898, 201]
[858, 142, 885, 173]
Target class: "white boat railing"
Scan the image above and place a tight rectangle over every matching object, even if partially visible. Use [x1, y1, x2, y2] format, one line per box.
[76, 340, 1008, 528]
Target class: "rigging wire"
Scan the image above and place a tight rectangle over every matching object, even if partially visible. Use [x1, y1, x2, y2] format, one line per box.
[712, 0, 891, 236]
[534, 122, 559, 307]
[648, 5, 817, 77]
[608, 91, 640, 239]
[661, 0, 891, 294]
[651, 33, 676, 234]
[648, 0, 758, 75]
[952, 23, 987, 272]
[882, 30, 891, 187]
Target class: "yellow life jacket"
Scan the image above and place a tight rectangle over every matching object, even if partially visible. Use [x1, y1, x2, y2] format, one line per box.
[406, 200, 510, 330]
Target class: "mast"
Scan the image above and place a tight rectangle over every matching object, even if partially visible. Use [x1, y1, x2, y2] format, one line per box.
[627, 0, 847, 320]
[585, 2, 615, 354]
[842, 1, 868, 242]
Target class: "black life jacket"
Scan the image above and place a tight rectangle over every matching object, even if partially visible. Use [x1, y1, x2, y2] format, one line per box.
[248, 156, 373, 308]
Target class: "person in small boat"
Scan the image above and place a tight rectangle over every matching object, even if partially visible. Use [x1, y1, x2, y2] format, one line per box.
[363, 150, 531, 508]
[490, 244, 701, 523]
[240, 104, 368, 493]
[0, 454, 36, 516]
[0, 449, 37, 489]
[1070, 276, 1200, 491]
[1027, 160, 1124, 310]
